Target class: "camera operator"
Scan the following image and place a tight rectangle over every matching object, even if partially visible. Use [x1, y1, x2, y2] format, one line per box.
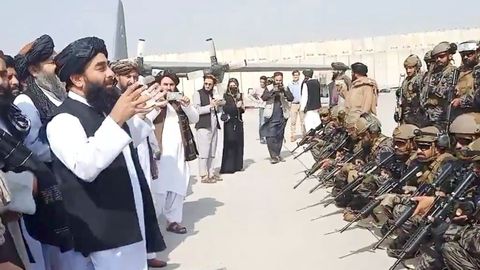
[260, 72, 294, 164]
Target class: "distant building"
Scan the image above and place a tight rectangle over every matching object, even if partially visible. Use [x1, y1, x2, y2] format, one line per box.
[145, 27, 480, 99]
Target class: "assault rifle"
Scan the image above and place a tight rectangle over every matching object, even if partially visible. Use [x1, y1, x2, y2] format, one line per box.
[322, 152, 396, 208]
[293, 136, 348, 189]
[308, 148, 363, 194]
[372, 163, 454, 250]
[337, 164, 422, 233]
[388, 171, 476, 270]
[291, 123, 324, 153]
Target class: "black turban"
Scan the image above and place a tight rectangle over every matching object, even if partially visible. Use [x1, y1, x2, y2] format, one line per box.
[54, 37, 108, 83]
[14, 34, 55, 81]
[159, 72, 180, 86]
[331, 62, 349, 71]
[351, 62, 368, 75]
[302, 69, 314, 78]
[3, 55, 15, 69]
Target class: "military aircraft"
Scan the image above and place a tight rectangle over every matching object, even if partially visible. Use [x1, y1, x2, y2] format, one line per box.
[113, 0, 332, 83]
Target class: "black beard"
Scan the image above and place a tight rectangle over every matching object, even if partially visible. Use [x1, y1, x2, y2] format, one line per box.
[85, 82, 120, 115]
[463, 59, 478, 69]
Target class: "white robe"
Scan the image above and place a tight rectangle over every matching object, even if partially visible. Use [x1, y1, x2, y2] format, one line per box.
[46, 91, 155, 270]
[15, 90, 93, 270]
[151, 103, 199, 197]
[300, 82, 321, 131]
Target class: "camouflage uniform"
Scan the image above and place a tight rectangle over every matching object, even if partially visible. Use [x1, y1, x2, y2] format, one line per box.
[414, 113, 480, 269]
[398, 55, 425, 125]
[421, 64, 458, 129]
[333, 114, 393, 208]
[382, 126, 455, 256]
[442, 225, 480, 270]
[421, 42, 459, 130]
[400, 73, 424, 125]
[474, 64, 480, 110]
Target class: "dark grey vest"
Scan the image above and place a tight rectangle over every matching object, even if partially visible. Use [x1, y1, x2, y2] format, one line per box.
[50, 98, 165, 255]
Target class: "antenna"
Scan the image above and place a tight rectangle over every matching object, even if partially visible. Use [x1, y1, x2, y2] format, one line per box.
[137, 39, 145, 58]
[206, 38, 218, 66]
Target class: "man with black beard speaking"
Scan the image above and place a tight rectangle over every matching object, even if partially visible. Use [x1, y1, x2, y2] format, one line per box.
[46, 37, 166, 270]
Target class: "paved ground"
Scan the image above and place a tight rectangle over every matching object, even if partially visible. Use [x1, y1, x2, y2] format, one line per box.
[152, 92, 403, 270]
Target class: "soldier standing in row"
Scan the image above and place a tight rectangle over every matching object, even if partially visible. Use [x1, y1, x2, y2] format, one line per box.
[451, 40, 479, 118]
[421, 42, 458, 130]
[396, 54, 424, 125]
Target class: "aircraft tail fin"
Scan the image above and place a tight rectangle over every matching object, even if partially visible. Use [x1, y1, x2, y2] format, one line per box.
[113, 0, 128, 60]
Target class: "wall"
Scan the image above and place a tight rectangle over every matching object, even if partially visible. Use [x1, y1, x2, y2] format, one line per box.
[145, 27, 480, 99]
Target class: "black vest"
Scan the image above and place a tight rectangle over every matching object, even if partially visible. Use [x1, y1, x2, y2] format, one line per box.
[195, 89, 220, 130]
[303, 79, 322, 111]
[50, 98, 165, 255]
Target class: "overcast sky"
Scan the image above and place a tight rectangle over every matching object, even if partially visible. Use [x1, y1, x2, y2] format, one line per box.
[3, 0, 479, 57]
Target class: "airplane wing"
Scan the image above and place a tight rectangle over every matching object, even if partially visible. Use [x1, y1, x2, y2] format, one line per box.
[230, 63, 332, 72]
[143, 61, 211, 74]
[143, 61, 332, 75]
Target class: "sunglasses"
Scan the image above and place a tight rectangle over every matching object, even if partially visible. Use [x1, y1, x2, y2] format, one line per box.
[417, 143, 432, 151]
[320, 114, 329, 117]
[204, 83, 213, 86]
[394, 140, 407, 147]
[455, 137, 473, 147]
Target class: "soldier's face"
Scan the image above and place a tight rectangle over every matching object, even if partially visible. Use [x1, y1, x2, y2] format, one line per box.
[435, 53, 449, 68]
[416, 142, 434, 161]
[405, 66, 416, 77]
[320, 113, 330, 123]
[460, 51, 478, 68]
[394, 139, 410, 156]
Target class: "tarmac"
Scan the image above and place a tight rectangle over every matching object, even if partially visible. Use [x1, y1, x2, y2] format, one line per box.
[152, 92, 404, 270]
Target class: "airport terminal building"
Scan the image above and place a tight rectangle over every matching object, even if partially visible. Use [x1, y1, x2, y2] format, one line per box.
[145, 27, 480, 98]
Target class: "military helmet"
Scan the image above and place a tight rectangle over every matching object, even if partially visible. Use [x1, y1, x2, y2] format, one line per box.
[330, 105, 346, 120]
[393, 124, 419, 140]
[414, 126, 440, 143]
[431, 41, 457, 56]
[319, 107, 330, 115]
[354, 113, 381, 134]
[403, 54, 422, 68]
[345, 112, 361, 129]
[458, 40, 479, 53]
[449, 113, 480, 135]
[465, 138, 480, 161]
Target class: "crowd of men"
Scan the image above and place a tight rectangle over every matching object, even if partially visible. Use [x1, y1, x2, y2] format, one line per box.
[0, 33, 246, 270]
[294, 40, 480, 269]
[1, 31, 480, 270]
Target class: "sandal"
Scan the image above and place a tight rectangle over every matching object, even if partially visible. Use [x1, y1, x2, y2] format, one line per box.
[201, 175, 216, 183]
[166, 222, 187, 234]
[211, 174, 223, 181]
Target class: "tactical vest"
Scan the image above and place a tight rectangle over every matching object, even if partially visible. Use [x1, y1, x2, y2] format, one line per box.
[456, 68, 475, 97]
[418, 152, 455, 184]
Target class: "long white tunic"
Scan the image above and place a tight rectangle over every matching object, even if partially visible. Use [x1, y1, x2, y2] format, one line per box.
[151, 103, 198, 197]
[46, 91, 154, 270]
[300, 82, 321, 131]
[14, 89, 62, 162]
